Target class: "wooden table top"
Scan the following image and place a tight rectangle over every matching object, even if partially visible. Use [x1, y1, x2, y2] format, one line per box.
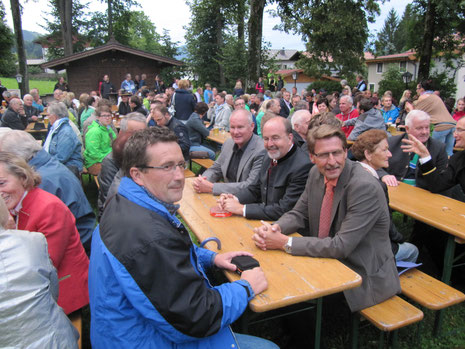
[178, 178, 362, 313]
[388, 182, 465, 240]
[207, 130, 230, 144]
[25, 122, 48, 133]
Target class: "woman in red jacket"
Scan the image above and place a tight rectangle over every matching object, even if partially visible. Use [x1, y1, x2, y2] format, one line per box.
[0, 151, 89, 315]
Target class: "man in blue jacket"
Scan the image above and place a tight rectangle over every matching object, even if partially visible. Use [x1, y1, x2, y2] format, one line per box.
[89, 127, 277, 349]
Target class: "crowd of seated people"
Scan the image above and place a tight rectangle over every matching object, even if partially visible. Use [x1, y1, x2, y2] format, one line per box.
[1, 73, 464, 347]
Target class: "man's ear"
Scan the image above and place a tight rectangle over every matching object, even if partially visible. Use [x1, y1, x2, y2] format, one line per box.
[130, 167, 144, 186]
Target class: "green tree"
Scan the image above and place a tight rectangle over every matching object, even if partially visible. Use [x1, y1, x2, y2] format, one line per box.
[377, 66, 414, 101]
[372, 8, 399, 56]
[0, 0, 16, 76]
[275, 0, 381, 78]
[39, 0, 91, 59]
[409, 0, 465, 81]
[10, 0, 29, 95]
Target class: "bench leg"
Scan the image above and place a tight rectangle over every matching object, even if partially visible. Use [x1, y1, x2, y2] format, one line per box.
[391, 330, 399, 349]
[350, 312, 360, 349]
[314, 297, 323, 349]
[378, 330, 384, 349]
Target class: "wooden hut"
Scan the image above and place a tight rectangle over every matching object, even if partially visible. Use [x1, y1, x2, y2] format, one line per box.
[41, 38, 183, 97]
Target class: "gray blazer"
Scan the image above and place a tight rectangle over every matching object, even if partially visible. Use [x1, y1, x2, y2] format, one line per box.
[204, 134, 266, 196]
[276, 160, 401, 312]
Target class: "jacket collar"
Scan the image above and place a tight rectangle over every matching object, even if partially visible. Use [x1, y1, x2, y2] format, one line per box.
[118, 176, 182, 228]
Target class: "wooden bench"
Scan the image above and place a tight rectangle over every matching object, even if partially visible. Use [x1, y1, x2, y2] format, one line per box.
[184, 169, 196, 178]
[68, 311, 82, 349]
[191, 158, 214, 170]
[400, 268, 465, 336]
[351, 296, 423, 348]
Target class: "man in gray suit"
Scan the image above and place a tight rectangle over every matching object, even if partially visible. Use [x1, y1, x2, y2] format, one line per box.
[252, 124, 400, 312]
[193, 109, 265, 196]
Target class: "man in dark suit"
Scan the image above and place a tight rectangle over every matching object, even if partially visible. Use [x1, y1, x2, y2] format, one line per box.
[0, 98, 27, 130]
[252, 125, 400, 312]
[218, 116, 311, 221]
[377, 110, 448, 189]
[151, 105, 191, 160]
[279, 91, 293, 118]
[193, 109, 265, 196]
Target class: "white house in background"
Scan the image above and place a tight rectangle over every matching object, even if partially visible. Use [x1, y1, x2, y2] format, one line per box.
[365, 50, 418, 92]
[365, 50, 465, 101]
[268, 49, 301, 70]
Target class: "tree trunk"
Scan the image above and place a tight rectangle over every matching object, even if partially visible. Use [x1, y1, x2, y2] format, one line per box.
[417, 0, 435, 82]
[247, 0, 265, 92]
[10, 0, 28, 96]
[108, 0, 113, 39]
[237, 0, 245, 44]
[215, 8, 225, 87]
[58, 0, 73, 56]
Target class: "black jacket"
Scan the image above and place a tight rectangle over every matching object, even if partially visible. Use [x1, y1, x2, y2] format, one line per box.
[173, 89, 196, 121]
[236, 145, 312, 220]
[377, 134, 448, 190]
[165, 117, 191, 160]
[100, 81, 115, 99]
[1, 108, 27, 130]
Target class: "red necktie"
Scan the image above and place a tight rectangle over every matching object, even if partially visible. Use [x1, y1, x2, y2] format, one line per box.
[318, 182, 335, 238]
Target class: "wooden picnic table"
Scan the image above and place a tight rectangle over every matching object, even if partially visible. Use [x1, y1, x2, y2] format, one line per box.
[178, 178, 362, 348]
[25, 122, 49, 134]
[207, 130, 230, 145]
[387, 181, 465, 332]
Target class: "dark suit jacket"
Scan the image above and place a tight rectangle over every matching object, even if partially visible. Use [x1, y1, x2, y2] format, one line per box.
[166, 117, 191, 160]
[279, 99, 292, 118]
[1, 108, 27, 130]
[378, 133, 447, 190]
[277, 160, 401, 312]
[236, 145, 312, 221]
[203, 134, 266, 196]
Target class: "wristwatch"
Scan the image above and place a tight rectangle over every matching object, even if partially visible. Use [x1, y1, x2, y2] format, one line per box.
[283, 237, 293, 254]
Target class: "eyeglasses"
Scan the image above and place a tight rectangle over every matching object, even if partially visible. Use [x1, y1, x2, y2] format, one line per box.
[313, 149, 345, 160]
[138, 161, 187, 172]
[99, 114, 112, 118]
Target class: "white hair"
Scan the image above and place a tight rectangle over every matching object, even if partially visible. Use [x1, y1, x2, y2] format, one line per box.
[340, 95, 353, 105]
[405, 110, 430, 128]
[0, 130, 42, 161]
[291, 110, 311, 129]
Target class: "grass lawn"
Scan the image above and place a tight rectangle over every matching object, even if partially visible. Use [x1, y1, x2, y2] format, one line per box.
[0, 77, 56, 95]
[80, 170, 465, 349]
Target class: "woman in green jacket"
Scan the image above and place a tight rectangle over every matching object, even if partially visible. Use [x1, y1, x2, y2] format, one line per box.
[84, 105, 116, 175]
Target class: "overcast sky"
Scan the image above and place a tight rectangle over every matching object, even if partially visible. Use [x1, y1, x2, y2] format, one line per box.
[5, 0, 412, 51]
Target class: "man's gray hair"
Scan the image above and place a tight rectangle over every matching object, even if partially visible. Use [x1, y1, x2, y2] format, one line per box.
[9, 98, 22, 107]
[294, 100, 309, 111]
[47, 102, 69, 119]
[230, 108, 254, 125]
[10, 91, 19, 98]
[291, 110, 311, 129]
[120, 112, 147, 131]
[23, 94, 33, 100]
[2, 91, 10, 98]
[0, 130, 42, 162]
[340, 95, 353, 105]
[405, 110, 430, 128]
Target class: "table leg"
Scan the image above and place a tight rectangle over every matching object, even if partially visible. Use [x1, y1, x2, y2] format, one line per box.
[314, 297, 323, 349]
[435, 234, 457, 336]
[441, 234, 456, 284]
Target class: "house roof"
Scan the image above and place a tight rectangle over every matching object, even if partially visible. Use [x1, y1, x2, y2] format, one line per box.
[365, 50, 417, 63]
[276, 68, 341, 81]
[41, 38, 183, 70]
[268, 49, 301, 61]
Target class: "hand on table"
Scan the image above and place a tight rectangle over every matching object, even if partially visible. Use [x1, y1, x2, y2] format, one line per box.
[241, 267, 268, 295]
[214, 251, 253, 271]
[30, 115, 38, 121]
[382, 175, 399, 187]
[401, 134, 431, 158]
[193, 175, 213, 193]
[252, 221, 287, 251]
[217, 193, 243, 215]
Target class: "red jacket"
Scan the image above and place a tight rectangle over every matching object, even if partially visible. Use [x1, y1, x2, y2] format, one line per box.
[336, 109, 359, 138]
[17, 187, 89, 314]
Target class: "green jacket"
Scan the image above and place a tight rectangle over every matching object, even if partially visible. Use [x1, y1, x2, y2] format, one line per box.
[84, 121, 116, 168]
